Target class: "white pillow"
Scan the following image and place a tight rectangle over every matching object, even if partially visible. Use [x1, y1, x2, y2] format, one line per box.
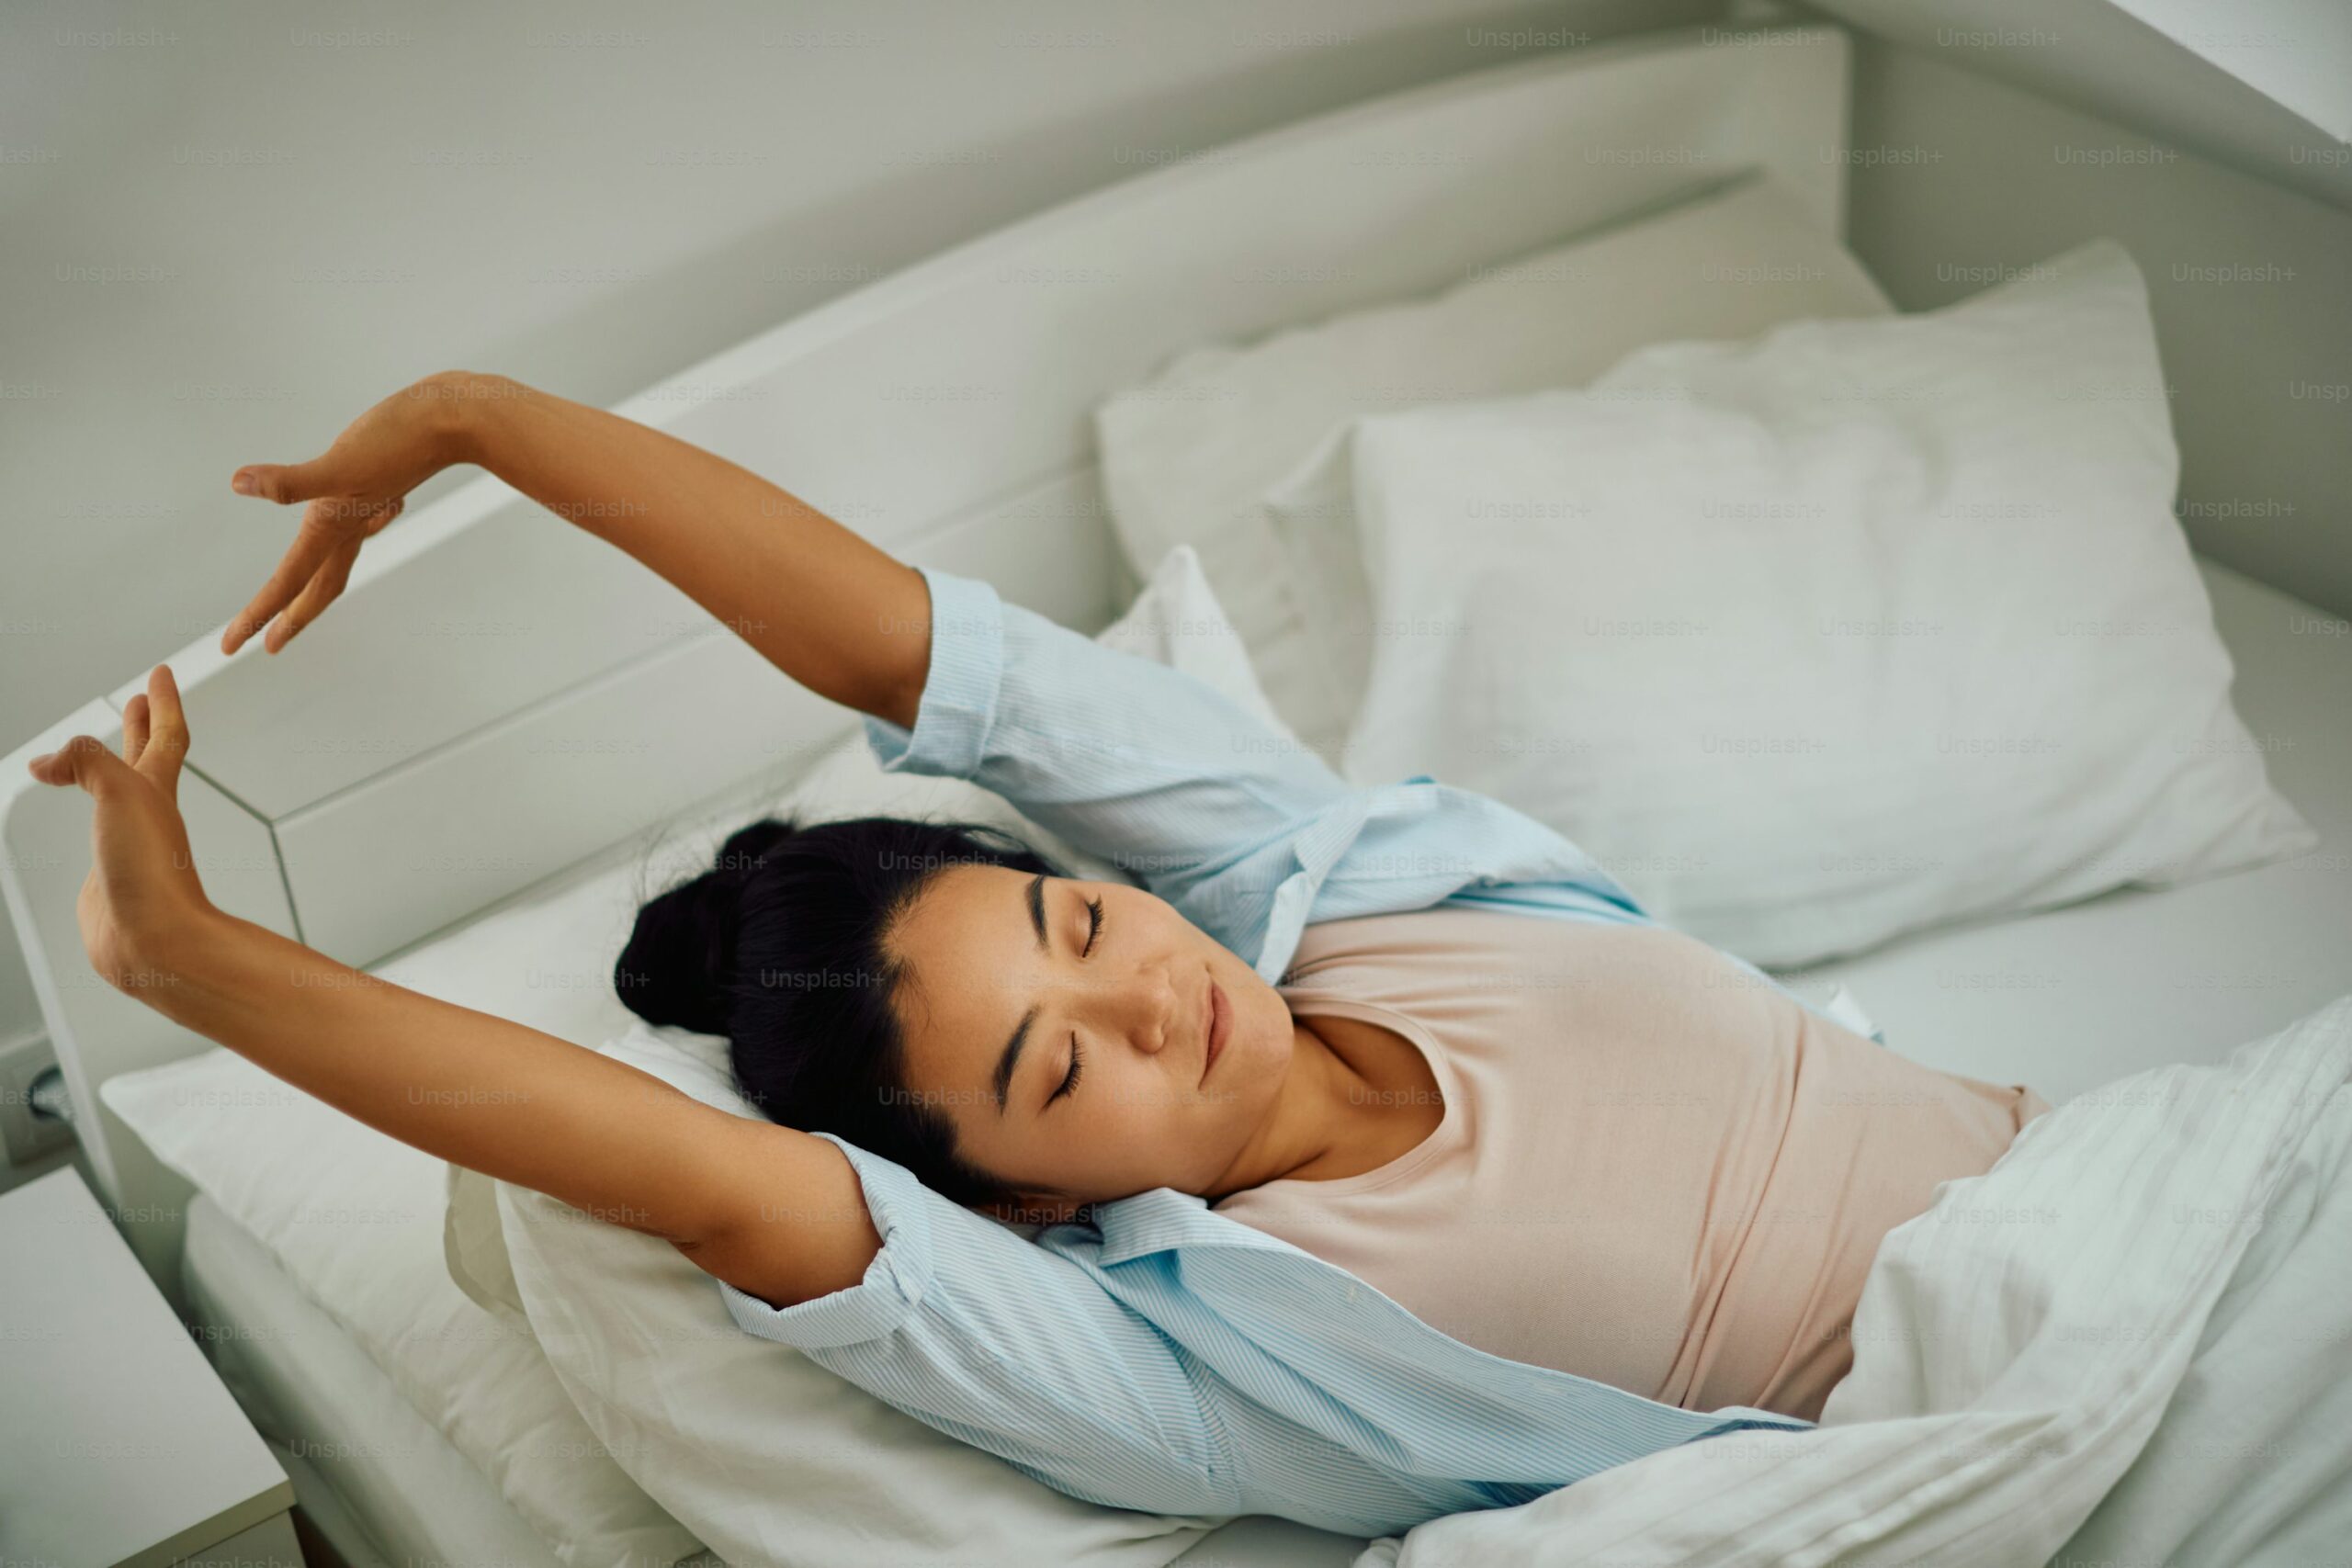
[1299, 239, 2317, 968]
[1093, 172, 1894, 763]
[450, 544, 1286, 1566]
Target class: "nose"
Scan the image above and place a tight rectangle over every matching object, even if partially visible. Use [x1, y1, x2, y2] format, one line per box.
[1144, 963, 1181, 1055]
[1102, 960, 1178, 1056]
[1061, 946, 1182, 1058]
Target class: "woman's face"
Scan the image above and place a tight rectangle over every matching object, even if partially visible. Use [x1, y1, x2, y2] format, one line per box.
[885, 863, 1292, 1220]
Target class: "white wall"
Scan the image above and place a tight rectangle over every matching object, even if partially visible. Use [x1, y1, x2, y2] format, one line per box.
[1838, 35, 2352, 617]
[0, 0, 1711, 1139]
[1802, 0, 2352, 208]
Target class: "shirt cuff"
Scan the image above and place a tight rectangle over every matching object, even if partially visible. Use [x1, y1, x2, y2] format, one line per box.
[860, 564, 1005, 781]
[717, 1131, 938, 1351]
[1704, 1404, 1815, 1432]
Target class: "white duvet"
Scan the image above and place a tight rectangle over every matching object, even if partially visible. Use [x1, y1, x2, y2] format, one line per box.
[1358, 993, 2352, 1568]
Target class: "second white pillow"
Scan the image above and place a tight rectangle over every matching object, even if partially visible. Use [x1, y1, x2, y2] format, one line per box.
[1302, 239, 2315, 967]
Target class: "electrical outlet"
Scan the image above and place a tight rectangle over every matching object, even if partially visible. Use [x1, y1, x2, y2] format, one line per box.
[0, 1032, 75, 1165]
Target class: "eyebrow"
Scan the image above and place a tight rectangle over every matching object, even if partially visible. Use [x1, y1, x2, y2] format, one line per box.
[990, 872, 1054, 1118]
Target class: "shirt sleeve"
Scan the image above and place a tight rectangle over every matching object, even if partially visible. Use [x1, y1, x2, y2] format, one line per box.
[863, 564, 1353, 897]
[717, 1132, 1239, 1519]
[865, 564, 1667, 980]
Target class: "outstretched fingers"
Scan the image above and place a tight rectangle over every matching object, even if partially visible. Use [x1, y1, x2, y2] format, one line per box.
[223, 509, 340, 655]
[232, 457, 334, 504]
[134, 665, 189, 798]
[28, 668, 188, 798]
[266, 532, 366, 653]
[123, 692, 151, 767]
[26, 733, 134, 795]
[222, 494, 399, 655]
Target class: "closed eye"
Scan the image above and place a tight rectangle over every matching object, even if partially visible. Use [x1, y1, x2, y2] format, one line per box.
[1051, 893, 1107, 1104]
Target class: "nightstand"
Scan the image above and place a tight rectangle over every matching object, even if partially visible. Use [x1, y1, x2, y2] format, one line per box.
[0, 1166, 301, 1567]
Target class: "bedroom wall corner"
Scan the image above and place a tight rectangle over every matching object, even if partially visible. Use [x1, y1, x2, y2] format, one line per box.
[1839, 35, 2352, 620]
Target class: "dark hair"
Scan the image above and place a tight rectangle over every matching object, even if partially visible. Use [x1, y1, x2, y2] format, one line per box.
[616, 815, 1063, 1210]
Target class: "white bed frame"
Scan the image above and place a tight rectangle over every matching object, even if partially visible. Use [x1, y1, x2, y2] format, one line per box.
[0, 22, 1851, 1306]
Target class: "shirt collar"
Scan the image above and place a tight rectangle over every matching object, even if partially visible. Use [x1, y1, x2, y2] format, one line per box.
[1056, 1184, 1301, 1269]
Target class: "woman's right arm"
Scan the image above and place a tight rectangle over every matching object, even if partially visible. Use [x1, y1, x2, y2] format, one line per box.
[141, 905, 885, 1308]
[226, 371, 933, 730]
[26, 667, 879, 1310]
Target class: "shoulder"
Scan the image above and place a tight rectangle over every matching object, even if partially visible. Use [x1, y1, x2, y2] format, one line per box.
[1280, 904, 1534, 985]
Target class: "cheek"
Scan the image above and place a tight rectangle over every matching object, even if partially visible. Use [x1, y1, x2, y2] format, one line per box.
[1105, 1069, 1194, 1134]
[1077, 1057, 1211, 1147]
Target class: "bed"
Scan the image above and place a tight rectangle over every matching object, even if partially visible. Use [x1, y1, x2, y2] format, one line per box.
[6, 19, 2346, 1568]
[106, 550, 2352, 1568]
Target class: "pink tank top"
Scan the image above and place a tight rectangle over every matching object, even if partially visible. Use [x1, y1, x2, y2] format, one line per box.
[1210, 907, 2049, 1421]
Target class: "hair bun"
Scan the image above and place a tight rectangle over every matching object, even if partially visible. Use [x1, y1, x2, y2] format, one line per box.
[616, 817, 797, 1035]
[711, 817, 796, 882]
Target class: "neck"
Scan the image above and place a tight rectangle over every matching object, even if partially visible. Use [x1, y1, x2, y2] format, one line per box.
[1203, 1015, 1377, 1201]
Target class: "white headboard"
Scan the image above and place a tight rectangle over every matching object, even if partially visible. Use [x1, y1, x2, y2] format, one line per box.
[0, 22, 1850, 1292]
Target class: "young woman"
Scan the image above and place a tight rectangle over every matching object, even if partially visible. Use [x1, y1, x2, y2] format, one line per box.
[30, 372, 2048, 1538]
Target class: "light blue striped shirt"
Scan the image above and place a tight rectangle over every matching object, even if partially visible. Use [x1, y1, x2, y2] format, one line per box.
[719, 565, 1816, 1538]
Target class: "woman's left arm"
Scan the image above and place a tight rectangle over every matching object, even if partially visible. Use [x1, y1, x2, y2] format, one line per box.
[226, 372, 933, 729]
[227, 372, 1353, 899]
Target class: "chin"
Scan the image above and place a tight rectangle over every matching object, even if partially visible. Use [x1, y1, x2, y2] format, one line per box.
[1237, 999, 1286, 1076]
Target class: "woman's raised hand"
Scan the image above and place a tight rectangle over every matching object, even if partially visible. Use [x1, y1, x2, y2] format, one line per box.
[224, 372, 485, 655]
[25, 665, 214, 990]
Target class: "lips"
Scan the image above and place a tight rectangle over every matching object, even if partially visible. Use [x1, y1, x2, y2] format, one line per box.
[1201, 976, 1229, 1084]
